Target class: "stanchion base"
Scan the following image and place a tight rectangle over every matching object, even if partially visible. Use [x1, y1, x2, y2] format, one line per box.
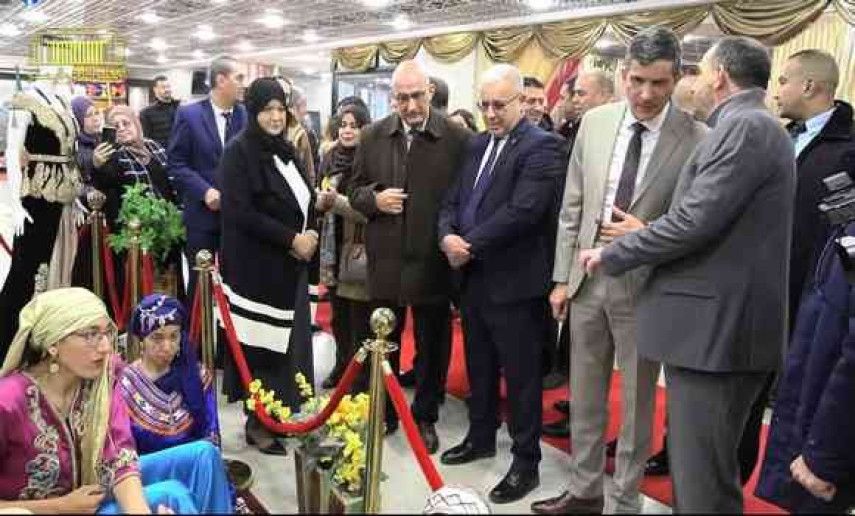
[225, 458, 254, 491]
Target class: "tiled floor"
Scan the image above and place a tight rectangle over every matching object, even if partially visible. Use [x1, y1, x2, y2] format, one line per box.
[217, 372, 672, 514]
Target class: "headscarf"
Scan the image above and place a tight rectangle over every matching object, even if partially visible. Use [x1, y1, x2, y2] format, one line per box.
[244, 77, 295, 164]
[129, 294, 208, 440]
[71, 96, 98, 147]
[107, 104, 152, 164]
[1, 287, 115, 486]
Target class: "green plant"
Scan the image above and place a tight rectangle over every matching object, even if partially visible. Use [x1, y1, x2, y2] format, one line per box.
[107, 183, 185, 267]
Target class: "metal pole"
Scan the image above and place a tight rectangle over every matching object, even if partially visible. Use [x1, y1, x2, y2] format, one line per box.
[126, 218, 142, 362]
[87, 190, 106, 299]
[195, 249, 215, 392]
[363, 307, 397, 513]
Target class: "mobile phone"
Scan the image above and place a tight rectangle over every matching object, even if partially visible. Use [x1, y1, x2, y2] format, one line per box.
[101, 126, 117, 145]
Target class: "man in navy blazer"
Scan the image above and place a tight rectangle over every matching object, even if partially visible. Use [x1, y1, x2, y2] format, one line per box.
[168, 55, 246, 295]
[437, 64, 565, 504]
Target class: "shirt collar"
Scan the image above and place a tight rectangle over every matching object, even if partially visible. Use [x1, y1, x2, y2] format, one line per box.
[804, 106, 836, 134]
[624, 102, 670, 133]
[211, 101, 232, 117]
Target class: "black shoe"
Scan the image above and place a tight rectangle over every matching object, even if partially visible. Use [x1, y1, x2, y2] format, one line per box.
[440, 440, 496, 465]
[645, 448, 669, 476]
[418, 422, 439, 454]
[489, 468, 539, 504]
[542, 417, 570, 438]
[245, 433, 288, 456]
[399, 369, 416, 388]
[606, 438, 617, 458]
[553, 400, 570, 416]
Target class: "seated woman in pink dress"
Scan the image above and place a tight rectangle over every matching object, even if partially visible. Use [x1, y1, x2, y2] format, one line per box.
[0, 287, 232, 514]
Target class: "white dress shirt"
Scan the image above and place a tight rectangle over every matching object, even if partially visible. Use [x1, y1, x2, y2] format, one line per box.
[794, 106, 835, 157]
[211, 102, 232, 147]
[601, 103, 669, 222]
[474, 136, 508, 187]
[401, 118, 428, 151]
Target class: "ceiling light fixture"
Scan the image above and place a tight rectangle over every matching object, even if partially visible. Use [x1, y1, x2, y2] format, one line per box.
[302, 67, 316, 76]
[149, 38, 168, 51]
[256, 10, 288, 29]
[302, 30, 319, 43]
[156, 54, 169, 64]
[235, 40, 254, 52]
[361, 0, 391, 7]
[194, 24, 218, 41]
[388, 14, 412, 31]
[19, 10, 49, 24]
[0, 23, 21, 37]
[193, 49, 207, 60]
[140, 11, 161, 24]
[526, 0, 554, 10]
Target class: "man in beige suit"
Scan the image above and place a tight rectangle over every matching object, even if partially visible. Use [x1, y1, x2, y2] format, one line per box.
[532, 27, 708, 514]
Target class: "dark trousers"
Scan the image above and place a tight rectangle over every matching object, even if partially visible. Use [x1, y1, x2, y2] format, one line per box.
[351, 299, 450, 425]
[328, 288, 358, 377]
[0, 198, 63, 351]
[461, 288, 544, 471]
[664, 365, 769, 513]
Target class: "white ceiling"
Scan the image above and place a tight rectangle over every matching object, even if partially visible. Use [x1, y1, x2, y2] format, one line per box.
[0, 0, 645, 73]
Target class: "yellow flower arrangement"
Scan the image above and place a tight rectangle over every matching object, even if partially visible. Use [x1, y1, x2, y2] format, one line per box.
[244, 373, 372, 494]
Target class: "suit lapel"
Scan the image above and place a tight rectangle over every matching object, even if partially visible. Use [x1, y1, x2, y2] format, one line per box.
[201, 99, 222, 154]
[465, 135, 492, 193]
[477, 123, 528, 202]
[631, 106, 683, 209]
[590, 103, 625, 217]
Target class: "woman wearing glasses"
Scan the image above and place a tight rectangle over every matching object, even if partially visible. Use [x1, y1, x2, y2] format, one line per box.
[119, 294, 220, 455]
[0, 288, 232, 513]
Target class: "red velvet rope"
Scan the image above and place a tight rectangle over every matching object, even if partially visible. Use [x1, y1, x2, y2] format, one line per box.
[188, 284, 202, 349]
[210, 271, 364, 434]
[141, 252, 155, 296]
[78, 222, 90, 240]
[101, 227, 125, 329]
[0, 234, 11, 257]
[383, 367, 445, 491]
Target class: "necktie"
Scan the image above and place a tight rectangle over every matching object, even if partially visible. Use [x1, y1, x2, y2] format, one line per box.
[612, 122, 647, 221]
[407, 127, 420, 151]
[460, 138, 503, 233]
[222, 111, 233, 143]
[789, 121, 807, 139]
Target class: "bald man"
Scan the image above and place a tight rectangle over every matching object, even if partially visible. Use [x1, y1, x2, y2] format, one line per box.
[348, 61, 470, 452]
[673, 74, 698, 117]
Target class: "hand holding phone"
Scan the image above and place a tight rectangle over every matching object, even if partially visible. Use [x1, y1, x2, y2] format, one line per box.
[101, 126, 117, 146]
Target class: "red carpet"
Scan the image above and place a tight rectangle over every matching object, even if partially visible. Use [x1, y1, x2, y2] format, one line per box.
[315, 299, 786, 513]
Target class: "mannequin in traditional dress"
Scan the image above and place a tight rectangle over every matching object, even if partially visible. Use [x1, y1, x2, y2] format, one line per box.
[0, 66, 82, 354]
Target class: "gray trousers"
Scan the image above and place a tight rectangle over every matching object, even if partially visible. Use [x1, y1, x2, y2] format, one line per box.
[664, 365, 768, 514]
[568, 272, 659, 513]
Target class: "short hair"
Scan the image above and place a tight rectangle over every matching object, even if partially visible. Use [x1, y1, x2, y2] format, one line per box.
[480, 64, 523, 93]
[337, 103, 371, 128]
[429, 76, 449, 111]
[208, 55, 238, 89]
[625, 26, 682, 74]
[710, 36, 771, 90]
[523, 76, 545, 89]
[579, 70, 615, 97]
[449, 108, 478, 132]
[788, 49, 840, 95]
[336, 95, 369, 114]
[152, 74, 168, 84]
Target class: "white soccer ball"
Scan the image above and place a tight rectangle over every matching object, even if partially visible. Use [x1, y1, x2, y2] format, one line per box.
[423, 486, 491, 514]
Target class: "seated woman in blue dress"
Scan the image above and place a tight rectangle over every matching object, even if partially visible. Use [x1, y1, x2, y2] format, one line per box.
[120, 294, 220, 454]
[0, 287, 232, 514]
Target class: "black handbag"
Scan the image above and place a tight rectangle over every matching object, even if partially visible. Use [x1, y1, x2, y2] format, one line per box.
[338, 223, 367, 283]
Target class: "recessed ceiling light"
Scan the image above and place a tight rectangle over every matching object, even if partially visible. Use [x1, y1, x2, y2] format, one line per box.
[156, 54, 168, 64]
[211, 0, 228, 4]
[361, 0, 391, 7]
[124, 48, 133, 57]
[302, 67, 316, 76]
[235, 40, 254, 52]
[0, 23, 21, 37]
[149, 38, 168, 51]
[140, 11, 161, 24]
[193, 49, 207, 60]
[256, 13, 288, 29]
[194, 24, 217, 41]
[388, 14, 412, 31]
[302, 30, 320, 43]
[19, 10, 49, 24]
[682, 34, 704, 43]
[526, 0, 554, 10]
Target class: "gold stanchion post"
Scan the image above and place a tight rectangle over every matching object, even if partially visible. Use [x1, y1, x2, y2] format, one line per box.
[87, 190, 106, 299]
[126, 218, 142, 362]
[194, 249, 215, 388]
[363, 308, 398, 513]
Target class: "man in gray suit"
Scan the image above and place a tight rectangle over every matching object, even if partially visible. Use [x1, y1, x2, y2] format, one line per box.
[580, 37, 796, 513]
[531, 27, 707, 514]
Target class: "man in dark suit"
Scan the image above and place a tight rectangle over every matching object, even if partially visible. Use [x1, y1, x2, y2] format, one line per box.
[139, 74, 180, 149]
[437, 64, 564, 504]
[168, 55, 246, 297]
[580, 37, 796, 512]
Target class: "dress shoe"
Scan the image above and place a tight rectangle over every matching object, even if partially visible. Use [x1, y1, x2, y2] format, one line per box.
[245, 433, 288, 456]
[489, 468, 539, 504]
[418, 422, 439, 454]
[531, 491, 604, 514]
[645, 448, 670, 476]
[440, 440, 496, 465]
[542, 417, 570, 438]
[399, 369, 416, 388]
[606, 438, 617, 458]
[553, 400, 570, 416]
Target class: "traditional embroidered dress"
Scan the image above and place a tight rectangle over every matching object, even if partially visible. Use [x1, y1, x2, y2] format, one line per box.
[120, 294, 220, 455]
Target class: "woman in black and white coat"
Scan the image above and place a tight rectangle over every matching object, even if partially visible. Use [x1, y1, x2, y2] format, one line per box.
[218, 77, 318, 455]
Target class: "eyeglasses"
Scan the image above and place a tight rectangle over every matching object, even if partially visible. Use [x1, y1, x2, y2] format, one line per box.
[71, 328, 117, 348]
[393, 90, 427, 104]
[478, 93, 521, 113]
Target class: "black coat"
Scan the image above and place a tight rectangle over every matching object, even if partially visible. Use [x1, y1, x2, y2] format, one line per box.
[348, 110, 470, 304]
[140, 99, 180, 149]
[218, 131, 316, 311]
[789, 101, 855, 330]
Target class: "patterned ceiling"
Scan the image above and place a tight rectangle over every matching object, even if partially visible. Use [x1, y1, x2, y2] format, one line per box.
[0, 0, 641, 69]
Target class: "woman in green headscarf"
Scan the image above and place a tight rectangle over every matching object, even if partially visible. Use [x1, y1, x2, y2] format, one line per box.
[0, 287, 232, 514]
